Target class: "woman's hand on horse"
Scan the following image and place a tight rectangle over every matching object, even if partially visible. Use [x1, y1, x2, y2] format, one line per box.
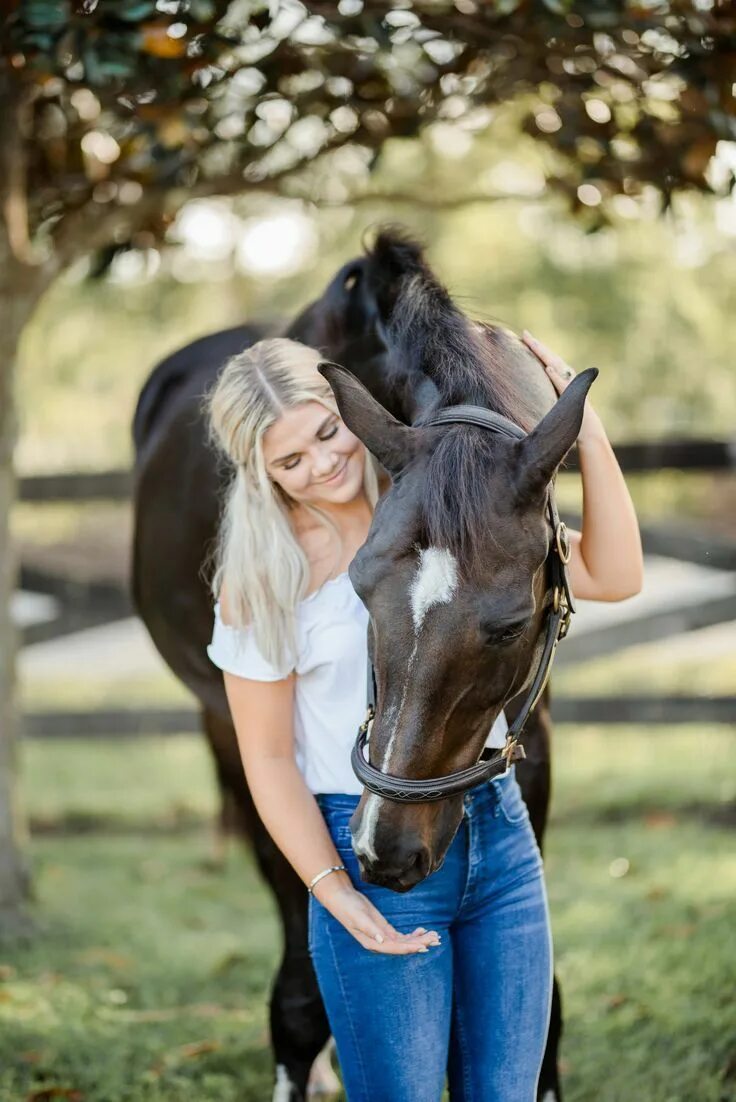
[522, 330, 603, 444]
[521, 330, 577, 395]
[315, 876, 441, 955]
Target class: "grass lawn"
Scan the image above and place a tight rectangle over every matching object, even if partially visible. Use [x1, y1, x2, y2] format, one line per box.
[1, 727, 735, 1102]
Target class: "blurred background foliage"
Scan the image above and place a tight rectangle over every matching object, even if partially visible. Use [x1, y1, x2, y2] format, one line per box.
[7, 0, 736, 238]
[16, 117, 736, 477]
[6, 0, 736, 480]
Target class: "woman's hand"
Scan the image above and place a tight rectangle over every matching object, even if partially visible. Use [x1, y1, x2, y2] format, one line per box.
[314, 874, 441, 955]
[522, 330, 603, 445]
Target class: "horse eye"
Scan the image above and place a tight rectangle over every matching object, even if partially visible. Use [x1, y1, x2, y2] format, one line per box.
[482, 621, 526, 647]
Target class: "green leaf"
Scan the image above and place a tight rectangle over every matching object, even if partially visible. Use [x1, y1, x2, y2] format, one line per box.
[541, 0, 573, 14]
[20, 0, 70, 31]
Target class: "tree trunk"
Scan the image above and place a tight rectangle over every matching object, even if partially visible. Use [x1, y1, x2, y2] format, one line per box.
[0, 251, 46, 938]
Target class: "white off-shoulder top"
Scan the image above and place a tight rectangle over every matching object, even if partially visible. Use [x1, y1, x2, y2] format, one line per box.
[207, 572, 508, 795]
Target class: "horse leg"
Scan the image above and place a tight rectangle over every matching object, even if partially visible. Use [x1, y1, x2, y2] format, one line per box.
[538, 978, 563, 1102]
[201, 709, 334, 1101]
[265, 836, 334, 1101]
[513, 703, 564, 1102]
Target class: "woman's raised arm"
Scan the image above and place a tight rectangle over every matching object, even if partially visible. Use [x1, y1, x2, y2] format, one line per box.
[522, 331, 644, 603]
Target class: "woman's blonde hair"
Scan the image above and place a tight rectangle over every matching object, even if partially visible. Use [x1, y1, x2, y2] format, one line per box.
[206, 337, 379, 667]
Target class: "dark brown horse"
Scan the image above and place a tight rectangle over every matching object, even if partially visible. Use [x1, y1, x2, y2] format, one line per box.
[132, 230, 567, 1100]
[321, 232, 594, 893]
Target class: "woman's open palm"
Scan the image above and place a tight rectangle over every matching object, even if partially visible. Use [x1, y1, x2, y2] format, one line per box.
[327, 885, 441, 955]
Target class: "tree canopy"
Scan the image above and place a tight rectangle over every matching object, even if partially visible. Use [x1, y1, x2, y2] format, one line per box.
[3, 0, 736, 269]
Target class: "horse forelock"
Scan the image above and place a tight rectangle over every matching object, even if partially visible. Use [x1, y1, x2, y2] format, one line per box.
[365, 229, 540, 424]
[364, 227, 551, 568]
[420, 428, 505, 570]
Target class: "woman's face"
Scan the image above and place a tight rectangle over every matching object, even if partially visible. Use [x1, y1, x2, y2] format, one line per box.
[262, 400, 366, 506]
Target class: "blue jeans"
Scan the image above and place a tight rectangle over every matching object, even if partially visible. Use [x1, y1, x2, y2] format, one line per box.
[308, 767, 553, 1102]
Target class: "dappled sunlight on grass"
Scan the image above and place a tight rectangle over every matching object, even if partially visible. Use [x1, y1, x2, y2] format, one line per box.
[551, 726, 736, 818]
[20, 735, 218, 831]
[1, 834, 279, 1102]
[546, 731, 736, 1101]
[547, 813, 735, 1101]
[2, 727, 735, 1100]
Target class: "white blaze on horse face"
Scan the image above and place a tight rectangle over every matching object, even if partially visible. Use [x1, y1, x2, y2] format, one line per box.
[352, 702, 398, 863]
[353, 793, 381, 863]
[355, 550, 459, 865]
[410, 547, 458, 633]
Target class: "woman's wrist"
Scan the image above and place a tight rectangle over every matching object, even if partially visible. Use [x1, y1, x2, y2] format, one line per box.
[311, 868, 353, 905]
[308, 863, 346, 894]
[577, 405, 608, 449]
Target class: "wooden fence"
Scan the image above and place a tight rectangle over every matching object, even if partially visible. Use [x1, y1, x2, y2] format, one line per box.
[17, 437, 736, 734]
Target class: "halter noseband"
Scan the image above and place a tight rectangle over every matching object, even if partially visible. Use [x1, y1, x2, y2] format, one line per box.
[350, 404, 575, 803]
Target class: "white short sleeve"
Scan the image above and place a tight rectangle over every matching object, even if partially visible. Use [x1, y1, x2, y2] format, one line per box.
[207, 602, 294, 681]
[485, 708, 508, 749]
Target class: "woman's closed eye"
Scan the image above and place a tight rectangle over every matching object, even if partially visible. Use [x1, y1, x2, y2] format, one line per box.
[282, 423, 339, 470]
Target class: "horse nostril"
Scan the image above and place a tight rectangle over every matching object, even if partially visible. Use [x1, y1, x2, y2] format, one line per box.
[357, 845, 431, 887]
[408, 848, 430, 881]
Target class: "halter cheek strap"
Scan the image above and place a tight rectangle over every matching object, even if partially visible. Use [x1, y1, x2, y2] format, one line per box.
[351, 404, 575, 804]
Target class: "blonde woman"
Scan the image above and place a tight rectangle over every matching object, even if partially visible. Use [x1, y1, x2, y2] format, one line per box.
[205, 334, 642, 1100]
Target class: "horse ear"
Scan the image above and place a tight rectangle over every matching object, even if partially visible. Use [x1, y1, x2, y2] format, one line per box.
[318, 361, 417, 476]
[514, 368, 598, 504]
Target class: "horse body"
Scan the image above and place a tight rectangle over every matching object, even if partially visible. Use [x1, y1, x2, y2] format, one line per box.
[131, 233, 566, 1100]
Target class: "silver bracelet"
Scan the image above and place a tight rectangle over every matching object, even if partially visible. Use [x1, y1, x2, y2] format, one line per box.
[308, 864, 347, 894]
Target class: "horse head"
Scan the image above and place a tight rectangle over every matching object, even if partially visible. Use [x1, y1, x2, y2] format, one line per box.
[320, 228, 596, 892]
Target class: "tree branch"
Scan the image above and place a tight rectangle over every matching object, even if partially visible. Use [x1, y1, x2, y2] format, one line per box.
[0, 80, 36, 265]
[304, 189, 525, 210]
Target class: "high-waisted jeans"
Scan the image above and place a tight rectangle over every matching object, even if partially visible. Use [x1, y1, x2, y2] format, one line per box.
[308, 766, 553, 1102]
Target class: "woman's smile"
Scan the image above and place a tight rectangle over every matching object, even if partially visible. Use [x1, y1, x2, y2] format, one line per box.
[320, 460, 348, 486]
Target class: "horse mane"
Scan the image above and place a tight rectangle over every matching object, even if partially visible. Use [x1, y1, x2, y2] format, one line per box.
[363, 226, 543, 565]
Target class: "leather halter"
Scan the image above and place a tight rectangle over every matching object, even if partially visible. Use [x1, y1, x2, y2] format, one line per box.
[350, 404, 575, 803]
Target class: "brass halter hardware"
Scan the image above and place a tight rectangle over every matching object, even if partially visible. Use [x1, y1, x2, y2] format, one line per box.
[358, 705, 375, 737]
[555, 520, 572, 564]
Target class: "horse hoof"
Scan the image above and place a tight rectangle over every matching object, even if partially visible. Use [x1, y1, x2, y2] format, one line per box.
[307, 1039, 341, 1097]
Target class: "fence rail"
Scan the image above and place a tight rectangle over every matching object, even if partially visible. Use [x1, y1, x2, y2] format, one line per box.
[19, 469, 134, 503]
[16, 438, 736, 505]
[17, 437, 736, 735]
[20, 695, 736, 738]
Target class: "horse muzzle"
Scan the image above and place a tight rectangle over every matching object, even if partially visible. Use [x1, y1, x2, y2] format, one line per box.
[349, 796, 460, 892]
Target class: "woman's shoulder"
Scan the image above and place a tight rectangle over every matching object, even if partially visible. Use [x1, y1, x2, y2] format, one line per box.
[300, 570, 353, 608]
[218, 572, 358, 623]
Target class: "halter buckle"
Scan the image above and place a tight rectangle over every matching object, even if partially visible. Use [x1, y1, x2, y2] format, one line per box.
[553, 586, 573, 639]
[555, 521, 572, 564]
[559, 606, 572, 640]
[358, 704, 375, 737]
[501, 735, 526, 768]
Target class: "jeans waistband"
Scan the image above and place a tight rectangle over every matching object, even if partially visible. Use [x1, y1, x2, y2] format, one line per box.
[315, 792, 362, 811]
